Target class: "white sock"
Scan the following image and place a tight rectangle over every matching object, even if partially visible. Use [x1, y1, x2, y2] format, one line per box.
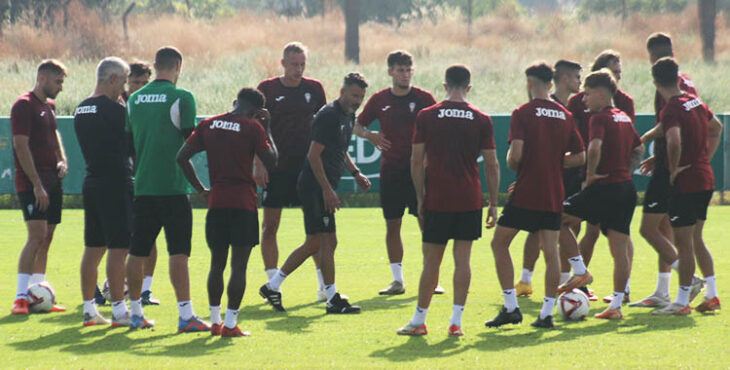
[210, 305, 222, 325]
[30, 273, 45, 284]
[268, 270, 287, 291]
[503, 289, 519, 312]
[559, 272, 571, 285]
[178, 300, 194, 321]
[224, 308, 239, 329]
[705, 276, 717, 299]
[130, 299, 144, 317]
[112, 300, 128, 319]
[676, 285, 691, 306]
[390, 263, 404, 284]
[670, 260, 679, 272]
[324, 284, 337, 302]
[624, 278, 631, 295]
[540, 297, 556, 319]
[316, 269, 325, 291]
[142, 276, 153, 292]
[609, 292, 624, 310]
[520, 268, 534, 284]
[656, 272, 671, 297]
[16, 273, 31, 299]
[567, 255, 587, 275]
[265, 268, 277, 281]
[409, 306, 428, 326]
[83, 300, 97, 316]
[449, 304, 464, 327]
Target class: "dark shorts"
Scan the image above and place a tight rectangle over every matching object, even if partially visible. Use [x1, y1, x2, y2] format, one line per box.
[130, 195, 192, 257]
[423, 209, 482, 244]
[668, 190, 712, 227]
[298, 186, 336, 235]
[380, 172, 417, 220]
[206, 208, 259, 248]
[262, 171, 302, 208]
[18, 185, 63, 225]
[83, 183, 133, 248]
[564, 181, 637, 235]
[497, 202, 561, 232]
[643, 170, 670, 214]
[563, 168, 583, 200]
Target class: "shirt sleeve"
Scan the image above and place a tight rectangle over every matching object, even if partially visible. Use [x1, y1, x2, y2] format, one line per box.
[589, 115, 606, 142]
[507, 108, 525, 143]
[413, 111, 427, 144]
[660, 106, 680, 133]
[178, 91, 197, 131]
[704, 103, 715, 121]
[311, 110, 336, 146]
[10, 100, 33, 137]
[356, 94, 377, 127]
[252, 121, 270, 157]
[481, 114, 496, 150]
[185, 121, 205, 151]
[619, 94, 636, 121]
[631, 126, 642, 148]
[567, 117, 585, 153]
[315, 81, 327, 108]
[423, 91, 437, 107]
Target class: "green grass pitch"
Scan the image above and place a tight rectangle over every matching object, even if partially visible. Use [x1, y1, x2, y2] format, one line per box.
[1, 208, 728, 368]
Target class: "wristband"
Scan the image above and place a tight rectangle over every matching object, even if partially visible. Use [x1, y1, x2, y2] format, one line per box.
[350, 169, 360, 177]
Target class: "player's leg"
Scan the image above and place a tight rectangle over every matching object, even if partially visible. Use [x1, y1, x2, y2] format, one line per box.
[379, 175, 407, 295]
[653, 224, 695, 315]
[595, 229, 630, 319]
[557, 215, 592, 293]
[80, 247, 106, 323]
[449, 240, 473, 335]
[485, 225, 523, 327]
[634, 213, 677, 307]
[692, 194, 720, 312]
[106, 247, 129, 326]
[397, 241, 446, 335]
[532, 229, 560, 328]
[30, 186, 61, 284]
[517, 232, 540, 296]
[222, 244, 254, 337]
[578, 223, 600, 266]
[126, 196, 159, 329]
[141, 242, 160, 305]
[206, 225, 229, 335]
[261, 206, 283, 277]
[12, 218, 48, 314]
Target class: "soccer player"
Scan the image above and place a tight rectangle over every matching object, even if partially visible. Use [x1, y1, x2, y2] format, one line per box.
[11, 60, 68, 315]
[354, 50, 443, 295]
[255, 42, 328, 301]
[125, 46, 208, 332]
[650, 57, 722, 315]
[122, 61, 152, 102]
[486, 62, 585, 330]
[632, 32, 703, 308]
[397, 64, 499, 336]
[75, 57, 133, 326]
[259, 73, 371, 314]
[561, 69, 644, 320]
[515, 59, 582, 297]
[177, 88, 279, 337]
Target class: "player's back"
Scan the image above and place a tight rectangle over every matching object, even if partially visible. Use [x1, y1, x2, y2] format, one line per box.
[590, 107, 641, 185]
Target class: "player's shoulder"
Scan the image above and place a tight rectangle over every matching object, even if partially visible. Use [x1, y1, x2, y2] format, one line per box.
[11, 92, 34, 109]
[615, 88, 633, 101]
[257, 76, 279, 89]
[172, 85, 195, 100]
[418, 101, 444, 115]
[371, 88, 390, 99]
[411, 86, 435, 99]
[301, 76, 324, 89]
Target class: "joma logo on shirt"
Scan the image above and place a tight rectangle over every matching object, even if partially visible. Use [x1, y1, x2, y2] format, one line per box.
[210, 120, 241, 132]
[74, 105, 97, 115]
[612, 114, 631, 123]
[682, 98, 702, 112]
[437, 109, 474, 120]
[134, 94, 167, 104]
[535, 107, 566, 120]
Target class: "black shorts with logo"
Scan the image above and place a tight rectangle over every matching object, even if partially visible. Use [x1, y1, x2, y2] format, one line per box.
[262, 171, 302, 208]
[130, 195, 192, 257]
[497, 202, 561, 232]
[643, 170, 670, 214]
[422, 209, 482, 244]
[564, 181, 637, 235]
[18, 185, 63, 225]
[83, 182, 133, 248]
[298, 186, 336, 235]
[206, 208, 259, 248]
[668, 190, 712, 227]
[380, 171, 418, 220]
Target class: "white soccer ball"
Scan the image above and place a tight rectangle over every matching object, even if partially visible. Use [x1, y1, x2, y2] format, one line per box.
[27, 282, 56, 313]
[102, 279, 129, 302]
[558, 289, 590, 320]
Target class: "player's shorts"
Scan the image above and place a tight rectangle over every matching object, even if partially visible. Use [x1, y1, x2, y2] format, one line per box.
[18, 185, 63, 225]
[83, 182, 133, 248]
[497, 202, 561, 232]
[563, 168, 583, 200]
[563, 181, 637, 235]
[422, 209, 482, 244]
[380, 171, 417, 220]
[206, 208, 259, 248]
[643, 170, 670, 214]
[130, 195, 192, 257]
[668, 190, 712, 227]
[262, 171, 302, 208]
[298, 186, 336, 235]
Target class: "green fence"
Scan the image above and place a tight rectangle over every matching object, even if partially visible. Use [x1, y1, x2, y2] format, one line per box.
[1, 114, 727, 194]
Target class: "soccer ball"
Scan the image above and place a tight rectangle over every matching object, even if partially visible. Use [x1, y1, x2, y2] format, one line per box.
[558, 289, 590, 320]
[27, 282, 56, 313]
[102, 279, 129, 302]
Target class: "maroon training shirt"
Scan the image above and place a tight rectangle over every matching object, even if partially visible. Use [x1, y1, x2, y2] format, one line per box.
[568, 89, 635, 143]
[357, 86, 436, 175]
[588, 107, 642, 185]
[186, 113, 270, 211]
[413, 101, 495, 213]
[660, 93, 715, 193]
[10, 91, 61, 192]
[509, 99, 585, 213]
[257, 77, 326, 173]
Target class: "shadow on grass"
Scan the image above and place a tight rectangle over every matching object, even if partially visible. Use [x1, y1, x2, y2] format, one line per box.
[354, 295, 417, 312]
[370, 335, 471, 362]
[0, 313, 31, 325]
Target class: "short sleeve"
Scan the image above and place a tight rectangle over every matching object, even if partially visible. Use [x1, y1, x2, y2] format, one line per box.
[356, 94, 378, 127]
[423, 91, 437, 107]
[413, 111, 427, 144]
[704, 103, 714, 121]
[251, 121, 270, 157]
[567, 95, 584, 120]
[508, 108, 525, 143]
[567, 118, 585, 153]
[10, 100, 33, 137]
[481, 114, 496, 150]
[631, 126, 642, 148]
[315, 82, 327, 109]
[179, 91, 197, 131]
[311, 110, 336, 146]
[623, 98, 636, 121]
[185, 121, 205, 151]
[589, 115, 606, 142]
[660, 106, 680, 133]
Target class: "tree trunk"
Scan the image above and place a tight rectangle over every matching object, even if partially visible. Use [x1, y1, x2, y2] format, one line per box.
[467, 0, 472, 38]
[123, 2, 136, 44]
[699, 0, 716, 63]
[344, 0, 360, 64]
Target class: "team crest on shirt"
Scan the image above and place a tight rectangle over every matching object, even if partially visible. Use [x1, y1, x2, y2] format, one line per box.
[305, 92, 311, 103]
[323, 216, 330, 226]
[409, 102, 416, 113]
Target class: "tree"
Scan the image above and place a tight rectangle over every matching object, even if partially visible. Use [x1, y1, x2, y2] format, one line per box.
[343, 0, 360, 64]
[698, 0, 716, 63]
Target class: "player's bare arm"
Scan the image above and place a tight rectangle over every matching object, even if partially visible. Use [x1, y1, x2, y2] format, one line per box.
[410, 142, 426, 219]
[585, 138, 607, 187]
[506, 139, 523, 172]
[641, 122, 664, 143]
[12, 135, 48, 211]
[563, 150, 586, 168]
[707, 115, 724, 159]
[54, 130, 68, 179]
[176, 144, 209, 198]
[344, 152, 370, 192]
[307, 141, 340, 213]
[665, 126, 688, 184]
[254, 108, 279, 171]
[482, 148, 499, 229]
[628, 143, 645, 174]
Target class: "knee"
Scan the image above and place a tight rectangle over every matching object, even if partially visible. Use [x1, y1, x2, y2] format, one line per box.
[262, 220, 280, 237]
[639, 223, 655, 239]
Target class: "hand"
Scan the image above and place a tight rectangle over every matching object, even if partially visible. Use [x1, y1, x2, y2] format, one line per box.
[367, 131, 391, 151]
[33, 183, 49, 212]
[254, 162, 269, 189]
[639, 156, 655, 176]
[199, 188, 210, 201]
[485, 204, 497, 229]
[583, 173, 608, 189]
[254, 108, 271, 129]
[670, 165, 691, 185]
[57, 160, 68, 179]
[507, 182, 516, 195]
[354, 173, 371, 192]
[323, 187, 341, 214]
